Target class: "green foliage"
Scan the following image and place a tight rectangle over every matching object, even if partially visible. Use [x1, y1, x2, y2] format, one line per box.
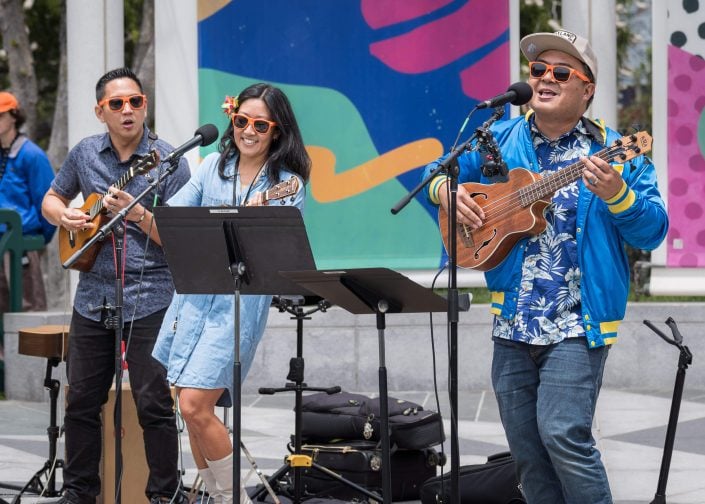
[24, 0, 63, 146]
[1, 0, 144, 147]
[124, 0, 144, 68]
[520, 0, 563, 36]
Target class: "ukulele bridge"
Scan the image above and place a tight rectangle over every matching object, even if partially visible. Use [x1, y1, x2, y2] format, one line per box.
[459, 224, 474, 248]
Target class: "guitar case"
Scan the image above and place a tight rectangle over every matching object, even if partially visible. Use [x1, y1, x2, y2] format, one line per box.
[299, 440, 442, 501]
[419, 451, 526, 504]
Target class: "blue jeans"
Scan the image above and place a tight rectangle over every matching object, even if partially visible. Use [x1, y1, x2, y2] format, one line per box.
[63, 309, 180, 503]
[492, 337, 612, 504]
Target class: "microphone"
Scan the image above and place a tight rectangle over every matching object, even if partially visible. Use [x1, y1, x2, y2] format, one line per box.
[161, 123, 220, 165]
[476, 82, 533, 110]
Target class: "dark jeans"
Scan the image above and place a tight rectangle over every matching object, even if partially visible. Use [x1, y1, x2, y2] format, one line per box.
[63, 308, 179, 503]
[492, 337, 612, 504]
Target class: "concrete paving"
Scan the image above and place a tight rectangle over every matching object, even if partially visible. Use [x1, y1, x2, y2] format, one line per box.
[1, 386, 704, 504]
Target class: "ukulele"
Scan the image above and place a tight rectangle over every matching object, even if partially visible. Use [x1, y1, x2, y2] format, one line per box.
[58, 151, 159, 272]
[438, 132, 652, 271]
[260, 176, 299, 204]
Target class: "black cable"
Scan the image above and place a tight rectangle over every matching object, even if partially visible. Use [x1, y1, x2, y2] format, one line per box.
[428, 263, 449, 482]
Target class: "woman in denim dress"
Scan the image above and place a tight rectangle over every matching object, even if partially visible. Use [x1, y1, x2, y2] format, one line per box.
[152, 83, 310, 504]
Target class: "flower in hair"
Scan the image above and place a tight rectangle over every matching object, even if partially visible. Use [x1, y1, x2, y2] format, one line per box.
[221, 95, 239, 117]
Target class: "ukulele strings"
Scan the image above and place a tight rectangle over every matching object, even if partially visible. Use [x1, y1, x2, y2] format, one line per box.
[89, 153, 154, 219]
[458, 142, 632, 235]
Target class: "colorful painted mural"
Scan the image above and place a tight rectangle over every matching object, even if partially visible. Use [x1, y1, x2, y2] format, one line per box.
[665, 2, 705, 267]
[196, 0, 510, 269]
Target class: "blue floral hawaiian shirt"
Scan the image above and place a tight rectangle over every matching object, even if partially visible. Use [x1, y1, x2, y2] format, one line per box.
[492, 118, 595, 345]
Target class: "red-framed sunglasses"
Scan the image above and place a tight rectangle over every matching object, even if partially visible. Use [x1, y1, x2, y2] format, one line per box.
[231, 113, 277, 134]
[529, 62, 592, 83]
[98, 94, 147, 112]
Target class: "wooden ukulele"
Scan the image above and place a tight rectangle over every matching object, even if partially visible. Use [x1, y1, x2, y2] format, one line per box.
[58, 151, 160, 272]
[438, 131, 652, 271]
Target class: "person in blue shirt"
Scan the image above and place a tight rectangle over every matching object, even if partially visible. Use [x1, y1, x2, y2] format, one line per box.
[151, 83, 311, 504]
[423, 31, 668, 503]
[41, 68, 191, 504]
[0, 90, 55, 313]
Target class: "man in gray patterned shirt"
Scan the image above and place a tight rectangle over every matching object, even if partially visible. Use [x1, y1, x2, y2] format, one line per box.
[42, 67, 191, 504]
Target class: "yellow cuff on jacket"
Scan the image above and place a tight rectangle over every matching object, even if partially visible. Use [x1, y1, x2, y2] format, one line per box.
[605, 181, 635, 214]
[429, 175, 449, 205]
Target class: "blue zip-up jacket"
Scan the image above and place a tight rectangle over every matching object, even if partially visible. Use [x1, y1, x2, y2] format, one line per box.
[423, 113, 668, 347]
[0, 134, 56, 244]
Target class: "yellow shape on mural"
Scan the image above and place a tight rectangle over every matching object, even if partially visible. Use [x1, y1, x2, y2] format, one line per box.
[307, 138, 443, 203]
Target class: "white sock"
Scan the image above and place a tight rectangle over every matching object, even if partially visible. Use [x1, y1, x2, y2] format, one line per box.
[206, 453, 234, 504]
[198, 467, 218, 500]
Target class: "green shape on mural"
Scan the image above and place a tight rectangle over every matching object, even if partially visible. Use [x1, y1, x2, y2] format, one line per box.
[198, 69, 442, 270]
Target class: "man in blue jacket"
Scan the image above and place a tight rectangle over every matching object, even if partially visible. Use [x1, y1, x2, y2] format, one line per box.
[424, 31, 668, 503]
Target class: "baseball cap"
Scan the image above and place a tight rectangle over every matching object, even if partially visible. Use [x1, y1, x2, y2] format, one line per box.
[0, 91, 19, 113]
[520, 30, 598, 80]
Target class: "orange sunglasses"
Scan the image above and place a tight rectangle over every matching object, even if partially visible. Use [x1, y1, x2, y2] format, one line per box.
[231, 113, 277, 134]
[98, 94, 147, 112]
[529, 62, 592, 83]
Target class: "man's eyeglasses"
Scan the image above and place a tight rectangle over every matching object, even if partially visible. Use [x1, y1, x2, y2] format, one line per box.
[529, 62, 592, 83]
[231, 113, 277, 134]
[98, 94, 147, 112]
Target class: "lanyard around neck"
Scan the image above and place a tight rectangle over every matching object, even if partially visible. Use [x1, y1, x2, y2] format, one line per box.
[232, 159, 267, 207]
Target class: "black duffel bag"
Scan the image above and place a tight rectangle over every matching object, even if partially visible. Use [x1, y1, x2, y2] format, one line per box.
[300, 391, 445, 450]
[420, 451, 526, 504]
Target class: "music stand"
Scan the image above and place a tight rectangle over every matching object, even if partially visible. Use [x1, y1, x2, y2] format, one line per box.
[153, 205, 316, 499]
[280, 268, 450, 504]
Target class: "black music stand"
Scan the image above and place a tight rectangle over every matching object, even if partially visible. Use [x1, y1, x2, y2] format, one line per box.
[280, 268, 450, 504]
[153, 205, 316, 499]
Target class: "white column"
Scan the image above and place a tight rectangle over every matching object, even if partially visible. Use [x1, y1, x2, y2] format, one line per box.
[562, 0, 617, 127]
[650, 0, 668, 266]
[154, 0, 199, 172]
[66, 0, 124, 147]
[66, 0, 124, 300]
[510, 0, 521, 118]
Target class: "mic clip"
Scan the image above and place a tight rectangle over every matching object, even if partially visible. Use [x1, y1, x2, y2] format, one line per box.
[475, 107, 508, 180]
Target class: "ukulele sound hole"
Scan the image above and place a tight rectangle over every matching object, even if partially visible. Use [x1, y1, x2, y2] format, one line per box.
[474, 229, 497, 259]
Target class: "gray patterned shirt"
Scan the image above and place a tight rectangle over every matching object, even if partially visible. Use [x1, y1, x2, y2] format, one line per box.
[51, 127, 191, 322]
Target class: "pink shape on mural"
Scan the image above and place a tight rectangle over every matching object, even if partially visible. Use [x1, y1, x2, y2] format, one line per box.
[459, 41, 509, 102]
[367, 0, 507, 75]
[667, 45, 705, 267]
[361, 0, 454, 29]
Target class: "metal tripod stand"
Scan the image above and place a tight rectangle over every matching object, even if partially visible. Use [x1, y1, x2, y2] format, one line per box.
[645, 317, 693, 504]
[251, 296, 381, 503]
[0, 357, 64, 504]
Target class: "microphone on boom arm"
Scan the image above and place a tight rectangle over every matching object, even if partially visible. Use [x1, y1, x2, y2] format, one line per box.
[161, 123, 220, 167]
[476, 82, 533, 110]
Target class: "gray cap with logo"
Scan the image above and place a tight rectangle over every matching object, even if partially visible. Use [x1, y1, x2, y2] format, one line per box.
[520, 30, 598, 80]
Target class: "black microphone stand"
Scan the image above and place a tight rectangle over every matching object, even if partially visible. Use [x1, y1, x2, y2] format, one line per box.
[391, 105, 505, 504]
[62, 156, 184, 504]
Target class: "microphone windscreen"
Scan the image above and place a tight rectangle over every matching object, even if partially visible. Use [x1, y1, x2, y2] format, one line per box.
[195, 123, 219, 146]
[508, 82, 533, 106]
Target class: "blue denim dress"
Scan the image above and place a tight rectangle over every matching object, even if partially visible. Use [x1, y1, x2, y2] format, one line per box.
[152, 152, 305, 405]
